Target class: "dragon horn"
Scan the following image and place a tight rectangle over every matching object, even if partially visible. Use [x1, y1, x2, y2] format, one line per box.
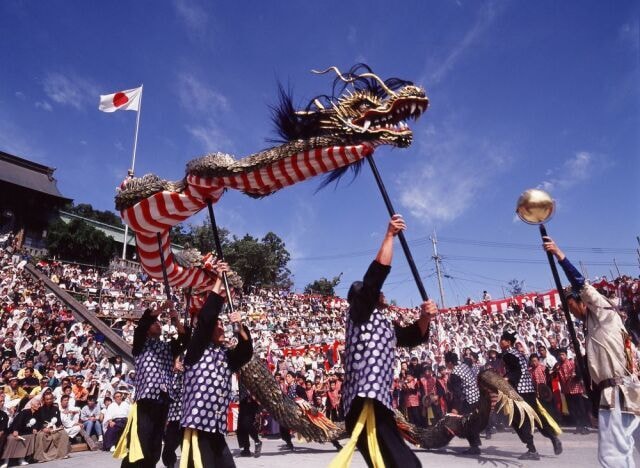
[354, 72, 398, 97]
[312, 66, 356, 84]
[312, 66, 399, 97]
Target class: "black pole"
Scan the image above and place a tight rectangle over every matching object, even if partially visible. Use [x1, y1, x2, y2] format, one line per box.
[539, 224, 591, 395]
[156, 232, 172, 302]
[367, 156, 429, 301]
[185, 287, 192, 328]
[206, 200, 239, 332]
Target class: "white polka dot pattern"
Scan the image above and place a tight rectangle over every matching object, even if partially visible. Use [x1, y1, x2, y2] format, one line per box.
[167, 371, 184, 422]
[134, 338, 174, 402]
[342, 307, 397, 415]
[452, 363, 480, 405]
[181, 345, 231, 433]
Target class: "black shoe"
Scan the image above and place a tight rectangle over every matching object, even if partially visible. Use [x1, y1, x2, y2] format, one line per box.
[285, 443, 294, 451]
[238, 449, 252, 457]
[552, 437, 563, 455]
[331, 440, 343, 450]
[580, 427, 590, 435]
[485, 432, 492, 440]
[464, 446, 481, 456]
[254, 441, 262, 458]
[519, 450, 540, 460]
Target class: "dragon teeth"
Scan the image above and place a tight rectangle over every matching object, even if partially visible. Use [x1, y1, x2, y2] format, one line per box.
[363, 120, 371, 130]
[410, 103, 417, 114]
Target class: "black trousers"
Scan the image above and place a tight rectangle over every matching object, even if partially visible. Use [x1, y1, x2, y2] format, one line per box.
[280, 425, 292, 445]
[345, 397, 421, 468]
[121, 397, 169, 468]
[565, 393, 589, 429]
[237, 400, 260, 450]
[463, 402, 481, 448]
[184, 431, 235, 468]
[512, 392, 557, 450]
[162, 420, 182, 466]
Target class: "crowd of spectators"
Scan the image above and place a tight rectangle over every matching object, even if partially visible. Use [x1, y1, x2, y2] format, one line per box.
[2, 229, 639, 449]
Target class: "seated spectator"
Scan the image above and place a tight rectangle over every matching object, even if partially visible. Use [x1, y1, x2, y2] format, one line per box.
[4, 377, 26, 407]
[1, 396, 41, 467]
[72, 375, 89, 408]
[33, 391, 70, 462]
[59, 394, 82, 439]
[102, 391, 129, 452]
[18, 368, 39, 395]
[80, 396, 103, 442]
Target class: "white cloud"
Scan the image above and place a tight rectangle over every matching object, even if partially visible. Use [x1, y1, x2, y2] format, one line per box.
[185, 119, 233, 152]
[42, 72, 99, 110]
[15, 91, 25, 100]
[397, 121, 513, 223]
[177, 73, 228, 115]
[538, 151, 598, 192]
[428, 0, 504, 84]
[35, 101, 53, 112]
[173, 0, 208, 39]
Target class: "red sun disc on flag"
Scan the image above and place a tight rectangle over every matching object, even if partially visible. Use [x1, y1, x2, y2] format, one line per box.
[113, 92, 129, 107]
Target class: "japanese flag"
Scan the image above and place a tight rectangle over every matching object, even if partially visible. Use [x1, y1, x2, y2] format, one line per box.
[99, 86, 142, 113]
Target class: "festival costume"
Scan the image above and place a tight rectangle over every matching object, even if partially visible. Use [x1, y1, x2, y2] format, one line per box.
[502, 346, 562, 456]
[236, 382, 261, 456]
[449, 362, 481, 449]
[180, 292, 253, 468]
[162, 369, 184, 468]
[558, 257, 640, 467]
[115, 309, 187, 467]
[333, 261, 428, 468]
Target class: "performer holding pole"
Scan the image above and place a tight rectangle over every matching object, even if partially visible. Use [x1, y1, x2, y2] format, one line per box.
[180, 260, 253, 467]
[542, 237, 640, 467]
[331, 215, 437, 468]
[114, 299, 188, 467]
[115, 230, 188, 467]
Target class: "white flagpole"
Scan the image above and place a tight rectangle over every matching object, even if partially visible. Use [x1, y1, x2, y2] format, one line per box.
[122, 84, 143, 260]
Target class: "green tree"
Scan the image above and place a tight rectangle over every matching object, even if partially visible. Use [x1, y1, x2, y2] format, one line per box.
[221, 232, 293, 292]
[304, 273, 342, 296]
[507, 279, 525, 296]
[66, 203, 124, 227]
[46, 218, 117, 266]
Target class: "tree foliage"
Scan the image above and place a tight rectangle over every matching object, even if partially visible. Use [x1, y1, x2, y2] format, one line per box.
[65, 203, 124, 227]
[304, 273, 342, 296]
[46, 218, 118, 266]
[507, 278, 525, 297]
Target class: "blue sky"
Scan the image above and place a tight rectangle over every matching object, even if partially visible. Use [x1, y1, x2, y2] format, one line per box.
[1, 0, 638, 307]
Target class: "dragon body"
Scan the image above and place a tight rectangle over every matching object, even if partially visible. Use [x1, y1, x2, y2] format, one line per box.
[238, 360, 541, 450]
[115, 65, 428, 295]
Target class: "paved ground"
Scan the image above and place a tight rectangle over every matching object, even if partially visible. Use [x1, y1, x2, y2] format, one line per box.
[36, 428, 639, 468]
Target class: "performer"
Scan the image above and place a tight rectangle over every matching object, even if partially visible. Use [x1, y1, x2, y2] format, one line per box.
[161, 357, 184, 468]
[236, 379, 262, 458]
[115, 301, 187, 467]
[280, 371, 307, 451]
[543, 236, 640, 467]
[500, 331, 563, 460]
[333, 215, 437, 468]
[180, 261, 253, 467]
[444, 351, 481, 455]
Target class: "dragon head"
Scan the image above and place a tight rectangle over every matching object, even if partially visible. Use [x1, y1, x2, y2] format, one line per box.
[273, 64, 428, 150]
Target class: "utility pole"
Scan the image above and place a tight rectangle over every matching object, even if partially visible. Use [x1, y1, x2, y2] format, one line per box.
[431, 230, 446, 309]
[613, 258, 621, 277]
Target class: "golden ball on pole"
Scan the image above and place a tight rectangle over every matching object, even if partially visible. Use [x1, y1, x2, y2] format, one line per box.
[515, 188, 555, 225]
